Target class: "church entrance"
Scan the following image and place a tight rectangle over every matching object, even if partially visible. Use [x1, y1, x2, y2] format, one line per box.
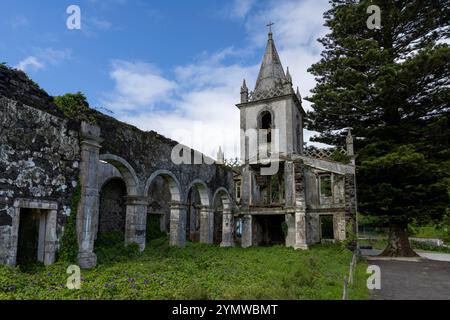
[16, 208, 45, 266]
[253, 215, 285, 246]
[320, 215, 334, 241]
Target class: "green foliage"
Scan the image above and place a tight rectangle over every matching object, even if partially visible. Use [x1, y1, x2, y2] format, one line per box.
[342, 220, 357, 250]
[410, 240, 450, 254]
[54, 92, 96, 123]
[58, 180, 81, 263]
[306, 0, 450, 229]
[94, 231, 141, 264]
[0, 240, 369, 300]
[330, 149, 351, 164]
[359, 145, 449, 224]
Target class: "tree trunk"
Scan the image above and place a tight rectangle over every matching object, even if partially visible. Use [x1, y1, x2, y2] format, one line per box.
[380, 221, 418, 257]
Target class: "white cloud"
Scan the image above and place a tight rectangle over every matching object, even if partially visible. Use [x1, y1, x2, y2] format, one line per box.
[102, 0, 333, 158]
[15, 48, 72, 73]
[102, 60, 177, 113]
[15, 56, 44, 72]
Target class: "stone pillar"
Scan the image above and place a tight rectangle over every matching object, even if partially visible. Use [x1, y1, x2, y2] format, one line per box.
[77, 122, 102, 269]
[240, 165, 252, 208]
[220, 209, 234, 247]
[285, 213, 295, 247]
[169, 202, 186, 247]
[293, 161, 308, 249]
[241, 214, 252, 248]
[125, 196, 148, 251]
[284, 161, 295, 207]
[293, 210, 308, 249]
[334, 212, 346, 241]
[43, 209, 58, 265]
[199, 206, 213, 244]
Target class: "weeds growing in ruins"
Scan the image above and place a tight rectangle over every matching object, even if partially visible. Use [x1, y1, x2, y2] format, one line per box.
[0, 239, 369, 300]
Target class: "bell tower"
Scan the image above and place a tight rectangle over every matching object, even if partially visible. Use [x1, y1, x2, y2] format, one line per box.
[236, 29, 305, 164]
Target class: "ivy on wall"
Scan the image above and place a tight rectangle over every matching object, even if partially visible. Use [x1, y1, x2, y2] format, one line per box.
[58, 179, 80, 263]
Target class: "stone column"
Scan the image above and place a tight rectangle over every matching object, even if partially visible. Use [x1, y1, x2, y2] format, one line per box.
[240, 165, 252, 208]
[293, 161, 308, 249]
[125, 196, 148, 251]
[220, 208, 234, 247]
[169, 202, 186, 247]
[43, 209, 58, 265]
[293, 210, 308, 249]
[199, 206, 213, 244]
[77, 122, 102, 269]
[241, 214, 252, 248]
[284, 161, 295, 207]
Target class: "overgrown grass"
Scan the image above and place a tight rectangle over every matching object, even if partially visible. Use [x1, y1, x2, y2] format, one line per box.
[0, 238, 369, 300]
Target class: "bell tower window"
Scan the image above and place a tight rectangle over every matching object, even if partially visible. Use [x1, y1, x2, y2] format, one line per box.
[260, 111, 272, 143]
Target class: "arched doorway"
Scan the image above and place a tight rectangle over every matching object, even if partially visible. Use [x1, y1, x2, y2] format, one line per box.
[186, 180, 211, 244]
[186, 187, 202, 242]
[97, 178, 127, 246]
[144, 170, 183, 247]
[212, 188, 233, 246]
[146, 175, 172, 241]
[213, 195, 223, 244]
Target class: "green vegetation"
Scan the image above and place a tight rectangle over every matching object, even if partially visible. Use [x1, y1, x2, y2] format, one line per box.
[58, 180, 81, 263]
[0, 239, 369, 300]
[306, 0, 450, 256]
[54, 92, 96, 123]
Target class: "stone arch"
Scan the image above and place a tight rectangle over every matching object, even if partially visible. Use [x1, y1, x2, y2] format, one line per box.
[97, 177, 127, 237]
[144, 169, 182, 203]
[212, 188, 234, 247]
[257, 108, 275, 130]
[185, 179, 212, 244]
[212, 187, 232, 211]
[144, 170, 184, 247]
[99, 154, 140, 196]
[186, 179, 210, 206]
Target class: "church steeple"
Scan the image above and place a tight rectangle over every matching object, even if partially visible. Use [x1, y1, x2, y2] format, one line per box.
[253, 29, 287, 94]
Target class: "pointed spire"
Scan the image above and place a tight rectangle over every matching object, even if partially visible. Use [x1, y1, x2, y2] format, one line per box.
[240, 78, 249, 103]
[286, 67, 292, 84]
[346, 128, 354, 157]
[241, 79, 248, 92]
[296, 86, 301, 99]
[217, 146, 224, 164]
[253, 29, 287, 93]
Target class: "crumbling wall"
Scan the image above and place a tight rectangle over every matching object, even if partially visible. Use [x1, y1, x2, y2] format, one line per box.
[0, 66, 81, 264]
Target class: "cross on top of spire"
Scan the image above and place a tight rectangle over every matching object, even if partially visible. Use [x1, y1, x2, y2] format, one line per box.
[266, 21, 274, 35]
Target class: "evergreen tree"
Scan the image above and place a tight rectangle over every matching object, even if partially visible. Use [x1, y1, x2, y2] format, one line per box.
[306, 0, 450, 256]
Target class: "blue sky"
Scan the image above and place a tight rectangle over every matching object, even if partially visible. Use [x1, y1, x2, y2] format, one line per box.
[1, 0, 332, 158]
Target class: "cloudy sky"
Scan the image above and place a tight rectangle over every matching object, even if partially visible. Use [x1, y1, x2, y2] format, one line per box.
[1, 0, 332, 158]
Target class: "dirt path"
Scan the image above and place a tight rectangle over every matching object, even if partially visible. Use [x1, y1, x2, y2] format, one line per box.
[367, 258, 450, 300]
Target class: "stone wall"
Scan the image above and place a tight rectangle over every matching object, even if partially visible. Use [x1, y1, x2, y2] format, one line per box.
[0, 66, 81, 264]
[0, 65, 235, 267]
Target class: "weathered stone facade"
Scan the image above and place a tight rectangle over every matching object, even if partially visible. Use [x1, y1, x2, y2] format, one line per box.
[0, 65, 235, 268]
[235, 31, 357, 249]
[0, 67, 81, 265]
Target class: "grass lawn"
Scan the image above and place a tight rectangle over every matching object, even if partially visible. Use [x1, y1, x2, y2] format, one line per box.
[0, 237, 369, 300]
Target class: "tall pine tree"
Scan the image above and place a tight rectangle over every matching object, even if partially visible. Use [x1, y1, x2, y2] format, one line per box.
[307, 0, 450, 256]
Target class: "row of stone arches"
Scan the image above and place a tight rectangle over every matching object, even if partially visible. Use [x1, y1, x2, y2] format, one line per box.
[97, 154, 234, 252]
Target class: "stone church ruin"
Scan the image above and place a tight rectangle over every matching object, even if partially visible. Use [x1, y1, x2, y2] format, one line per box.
[0, 31, 357, 269]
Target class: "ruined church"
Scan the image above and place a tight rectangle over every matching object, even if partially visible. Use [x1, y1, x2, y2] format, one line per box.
[0, 30, 357, 269]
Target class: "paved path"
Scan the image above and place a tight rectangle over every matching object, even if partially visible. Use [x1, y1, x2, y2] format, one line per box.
[361, 249, 450, 299]
[367, 258, 450, 300]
